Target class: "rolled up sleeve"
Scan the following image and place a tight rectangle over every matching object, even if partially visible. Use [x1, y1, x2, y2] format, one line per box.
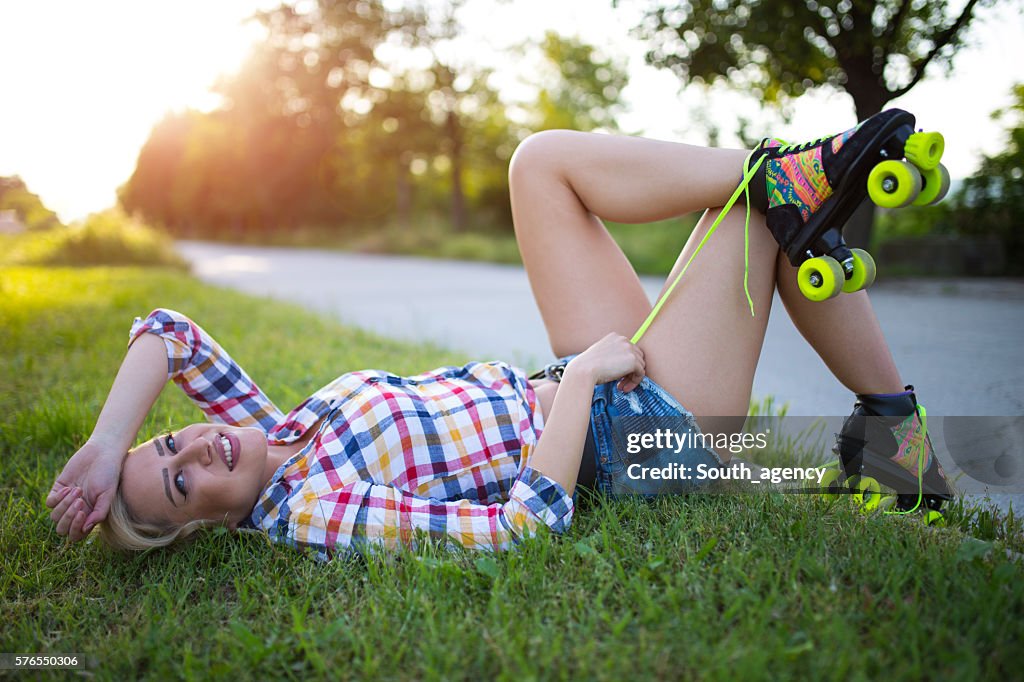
[128, 308, 284, 431]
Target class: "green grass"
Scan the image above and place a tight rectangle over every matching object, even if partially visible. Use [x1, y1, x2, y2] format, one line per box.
[2, 266, 1023, 680]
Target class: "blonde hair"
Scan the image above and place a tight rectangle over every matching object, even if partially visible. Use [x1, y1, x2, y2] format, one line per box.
[97, 446, 210, 552]
[98, 485, 210, 552]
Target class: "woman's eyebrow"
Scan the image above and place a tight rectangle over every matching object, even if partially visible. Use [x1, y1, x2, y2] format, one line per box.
[154, 439, 166, 457]
[161, 468, 177, 507]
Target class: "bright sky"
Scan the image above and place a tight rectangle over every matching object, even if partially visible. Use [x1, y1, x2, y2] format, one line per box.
[1, 0, 1021, 223]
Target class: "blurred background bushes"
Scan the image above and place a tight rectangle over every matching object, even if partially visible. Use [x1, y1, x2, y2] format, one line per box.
[0, 207, 187, 270]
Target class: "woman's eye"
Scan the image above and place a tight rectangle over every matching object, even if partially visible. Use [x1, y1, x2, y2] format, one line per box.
[174, 471, 187, 497]
[165, 433, 177, 454]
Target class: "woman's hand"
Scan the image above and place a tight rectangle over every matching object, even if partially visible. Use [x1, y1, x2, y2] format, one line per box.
[46, 333, 170, 541]
[46, 439, 124, 541]
[567, 333, 646, 392]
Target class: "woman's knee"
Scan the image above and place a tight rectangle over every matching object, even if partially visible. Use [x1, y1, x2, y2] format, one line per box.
[508, 130, 580, 188]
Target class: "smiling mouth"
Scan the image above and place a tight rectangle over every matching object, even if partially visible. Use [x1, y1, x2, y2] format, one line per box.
[216, 433, 240, 471]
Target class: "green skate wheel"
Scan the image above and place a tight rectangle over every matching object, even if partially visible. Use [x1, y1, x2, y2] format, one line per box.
[797, 256, 844, 302]
[820, 468, 845, 500]
[851, 475, 882, 511]
[841, 248, 877, 293]
[868, 161, 922, 208]
[923, 510, 946, 527]
[904, 131, 945, 171]
[913, 164, 951, 206]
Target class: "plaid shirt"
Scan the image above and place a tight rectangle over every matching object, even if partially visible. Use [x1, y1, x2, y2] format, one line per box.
[129, 309, 574, 560]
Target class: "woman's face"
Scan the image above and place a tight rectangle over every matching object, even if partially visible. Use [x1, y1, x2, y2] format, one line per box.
[120, 424, 270, 530]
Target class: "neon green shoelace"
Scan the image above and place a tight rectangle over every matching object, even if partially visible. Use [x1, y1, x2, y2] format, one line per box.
[776, 136, 829, 155]
[631, 149, 766, 344]
[820, 405, 931, 515]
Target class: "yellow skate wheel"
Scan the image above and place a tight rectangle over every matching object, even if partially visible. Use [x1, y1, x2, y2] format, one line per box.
[851, 475, 882, 511]
[877, 494, 898, 511]
[868, 160, 922, 208]
[913, 164, 951, 206]
[904, 131, 945, 171]
[841, 248, 877, 293]
[820, 469, 845, 500]
[923, 510, 946, 527]
[797, 256, 844, 302]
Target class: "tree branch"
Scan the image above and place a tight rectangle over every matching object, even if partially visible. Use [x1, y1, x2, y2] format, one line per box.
[891, 0, 982, 99]
[804, 1, 839, 57]
[882, 0, 912, 48]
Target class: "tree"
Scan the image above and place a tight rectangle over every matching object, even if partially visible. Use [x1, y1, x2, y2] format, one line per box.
[529, 32, 629, 132]
[398, 0, 481, 233]
[630, 0, 996, 120]
[628, 0, 998, 246]
[121, 0, 404, 235]
[951, 83, 1024, 274]
[0, 176, 63, 231]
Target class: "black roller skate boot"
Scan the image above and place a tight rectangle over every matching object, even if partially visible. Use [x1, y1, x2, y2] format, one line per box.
[744, 109, 949, 301]
[822, 386, 954, 525]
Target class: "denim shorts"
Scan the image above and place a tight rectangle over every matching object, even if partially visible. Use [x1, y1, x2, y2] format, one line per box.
[538, 357, 723, 496]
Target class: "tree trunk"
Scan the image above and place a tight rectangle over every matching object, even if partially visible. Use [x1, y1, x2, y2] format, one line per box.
[447, 110, 466, 233]
[396, 156, 412, 231]
[843, 199, 876, 251]
[842, 68, 891, 251]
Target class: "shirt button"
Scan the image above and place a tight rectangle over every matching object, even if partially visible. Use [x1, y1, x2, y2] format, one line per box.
[600, 457, 608, 463]
[293, 429, 302, 436]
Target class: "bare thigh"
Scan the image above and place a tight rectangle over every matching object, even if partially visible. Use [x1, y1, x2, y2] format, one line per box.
[508, 130, 747, 357]
[638, 208, 779, 425]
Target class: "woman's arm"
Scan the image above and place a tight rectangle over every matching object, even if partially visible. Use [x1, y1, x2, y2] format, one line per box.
[127, 309, 284, 431]
[49, 308, 287, 540]
[46, 333, 169, 540]
[528, 333, 646, 496]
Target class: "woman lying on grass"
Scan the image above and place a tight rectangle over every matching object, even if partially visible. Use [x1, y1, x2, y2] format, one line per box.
[48, 109, 953, 559]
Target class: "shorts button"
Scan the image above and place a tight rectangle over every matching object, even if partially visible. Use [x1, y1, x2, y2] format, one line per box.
[600, 457, 607, 463]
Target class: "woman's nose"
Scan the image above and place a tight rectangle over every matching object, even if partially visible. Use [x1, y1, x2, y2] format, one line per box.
[179, 435, 213, 466]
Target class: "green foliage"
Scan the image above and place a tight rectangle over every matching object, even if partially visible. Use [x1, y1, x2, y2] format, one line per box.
[630, 0, 996, 118]
[530, 32, 630, 132]
[3, 267, 1023, 678]
[946, 83, 1024, 274]
[874, 203, 953, 242]
[344, 216, 524, 264]
[1, 209, 187, 269]
[0, 175, 64, 231]
[874, 84, 1024, 275]
[605, 216, 698, 274]
[118, 1, 629, 241]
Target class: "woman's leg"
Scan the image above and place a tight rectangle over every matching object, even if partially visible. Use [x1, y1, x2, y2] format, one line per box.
[509, 129, 774, 422]
[634, 207, 779, 422]
[509, 130, 750, 357]
[510, 128, 907, 425]
[774, 253, 904, 396]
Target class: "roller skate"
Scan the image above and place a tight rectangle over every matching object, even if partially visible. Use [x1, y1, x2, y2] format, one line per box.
[820, 386, 954, 525]
[744, 108, 950, 301]
[628, 109, 949, 343]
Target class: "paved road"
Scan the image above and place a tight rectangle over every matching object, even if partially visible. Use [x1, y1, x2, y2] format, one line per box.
[177, 241, 1024, 509]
